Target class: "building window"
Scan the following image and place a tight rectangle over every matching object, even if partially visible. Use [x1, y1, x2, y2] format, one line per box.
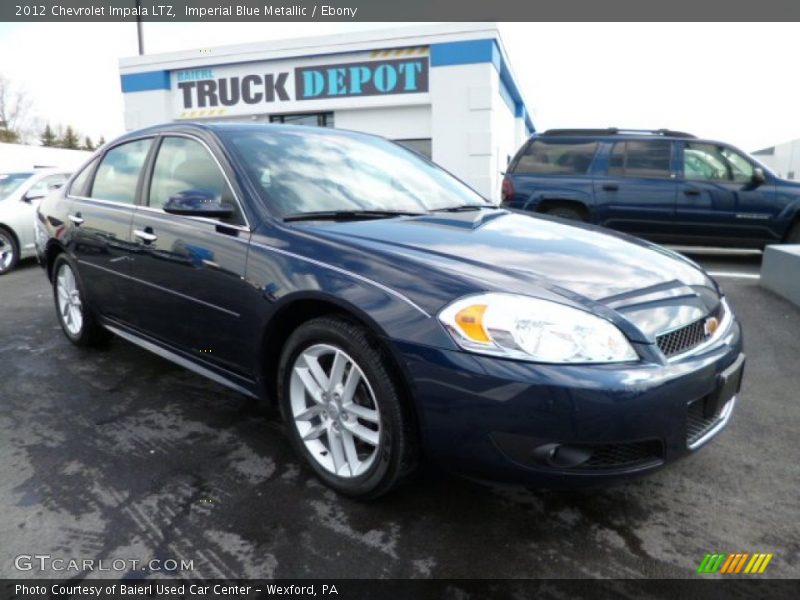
[394, 139, 432, 160]
[269, 112, 334, 127]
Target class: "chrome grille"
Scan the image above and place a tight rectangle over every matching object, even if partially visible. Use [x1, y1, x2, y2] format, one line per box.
[656, 318, 708, 357]
[686, 396, 733, 447]
[656, 302, 725, 358]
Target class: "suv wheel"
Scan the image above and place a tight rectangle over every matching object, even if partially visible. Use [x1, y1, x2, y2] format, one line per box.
[52, 254, 111, 347]
[278, 316, 417, 499]
[0, 227, 19, 275]
[544, 206, 587, 222]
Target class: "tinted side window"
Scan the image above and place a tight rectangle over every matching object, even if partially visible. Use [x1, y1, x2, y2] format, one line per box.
[514, 139, 598, 175]
[90, 139, 152, 204]
[683, 143, 754, 183]
[149, 137, 243, 225]
[608, 141, 672, 178]
[69, 159, 98, 197]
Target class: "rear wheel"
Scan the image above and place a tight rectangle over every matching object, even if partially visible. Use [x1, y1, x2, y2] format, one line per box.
[0, 227, 19, 275]
[543, 205, 587, 222]
[52, 254, 111, 347]
[278, 316, 417, 499]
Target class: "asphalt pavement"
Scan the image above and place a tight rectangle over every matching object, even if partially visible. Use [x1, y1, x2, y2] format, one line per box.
[1, 254, 798, 581]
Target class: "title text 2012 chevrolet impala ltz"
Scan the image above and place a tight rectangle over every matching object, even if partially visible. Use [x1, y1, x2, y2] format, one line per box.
[36, 123, 744, 498]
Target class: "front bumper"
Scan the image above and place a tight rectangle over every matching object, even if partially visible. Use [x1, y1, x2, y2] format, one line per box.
[398, 317, 743, 486]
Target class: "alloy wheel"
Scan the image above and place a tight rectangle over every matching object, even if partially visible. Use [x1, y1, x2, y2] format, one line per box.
[289, 343, 381, 478]
[0, 231, 15, 271]
[56, 263, 84, 336]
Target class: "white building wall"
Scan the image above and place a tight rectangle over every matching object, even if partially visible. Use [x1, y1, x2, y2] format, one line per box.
[430, 62, 498, 200]
[333, 105, 431, 140]
[755, 140, 800, 180]
[123, 89, 172, 130]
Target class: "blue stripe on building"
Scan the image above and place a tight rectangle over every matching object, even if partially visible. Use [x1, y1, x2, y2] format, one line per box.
[120, 70, 170, 93]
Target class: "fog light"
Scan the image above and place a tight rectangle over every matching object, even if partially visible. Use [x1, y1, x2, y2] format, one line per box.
[532, 443, 592, 469]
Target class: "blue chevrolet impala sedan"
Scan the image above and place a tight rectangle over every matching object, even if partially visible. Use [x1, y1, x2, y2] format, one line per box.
[35, 123, 744, 498]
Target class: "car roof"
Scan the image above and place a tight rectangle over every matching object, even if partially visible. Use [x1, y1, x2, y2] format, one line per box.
[537, 128, 697, 140]
[113, 121, 383, 144]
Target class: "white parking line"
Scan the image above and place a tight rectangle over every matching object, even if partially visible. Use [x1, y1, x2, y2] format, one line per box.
[707, 271, 761, 280]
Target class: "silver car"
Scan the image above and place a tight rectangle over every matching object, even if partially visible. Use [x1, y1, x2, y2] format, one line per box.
[0, 169, 70, 275]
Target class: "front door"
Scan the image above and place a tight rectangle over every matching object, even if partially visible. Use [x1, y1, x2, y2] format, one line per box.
[127, 135, 257, 378]
[676, 142, 778, 244]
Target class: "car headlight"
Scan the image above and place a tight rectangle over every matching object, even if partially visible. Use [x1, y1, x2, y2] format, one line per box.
[438, 293, 638, 364]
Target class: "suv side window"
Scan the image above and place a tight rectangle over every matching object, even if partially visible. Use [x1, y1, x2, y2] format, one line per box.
[684, 143, 754, 183]
[149, 136, 244, 226]
[514, 139, 598, 175]
[90, 139, 153, 204]
[608, 140, 672, 178]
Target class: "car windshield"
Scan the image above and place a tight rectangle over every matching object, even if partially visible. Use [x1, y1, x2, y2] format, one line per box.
[0, 172, 33, 200]
[222, 127, 489, 217]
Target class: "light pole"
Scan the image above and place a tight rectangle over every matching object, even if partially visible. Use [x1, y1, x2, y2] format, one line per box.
[135, 0, 144, 55]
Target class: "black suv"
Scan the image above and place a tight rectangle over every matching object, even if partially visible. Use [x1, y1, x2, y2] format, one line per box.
[501, 128, 800, 247]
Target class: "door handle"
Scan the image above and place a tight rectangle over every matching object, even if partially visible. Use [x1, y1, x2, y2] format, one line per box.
[134, 229, 158, 243]
[602, 184, 619, 191]
[68, 213, 84, 226]
[684, 188, 701, 196]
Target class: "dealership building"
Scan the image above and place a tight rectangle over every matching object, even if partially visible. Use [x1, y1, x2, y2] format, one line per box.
[118, 23, 534, 202]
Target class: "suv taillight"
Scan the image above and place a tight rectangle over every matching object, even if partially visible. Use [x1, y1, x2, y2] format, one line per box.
[501, 176, 514, 203]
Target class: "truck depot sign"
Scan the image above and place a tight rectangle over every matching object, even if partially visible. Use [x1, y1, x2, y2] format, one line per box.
[174, 54, 429, 113]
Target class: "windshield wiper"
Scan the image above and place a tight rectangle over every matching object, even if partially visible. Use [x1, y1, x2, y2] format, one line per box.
[283, 209, 427, 223]
[432, 204, 494, 213]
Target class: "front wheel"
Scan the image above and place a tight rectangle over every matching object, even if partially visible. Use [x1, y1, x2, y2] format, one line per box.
[52, 254, 111, 347]
[278, 316, 418, 499]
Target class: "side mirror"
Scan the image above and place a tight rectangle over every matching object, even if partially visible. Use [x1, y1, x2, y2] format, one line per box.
[163, 189, 234, 218]
[22, 191, 46, 203]
[752, 167, 767, 186]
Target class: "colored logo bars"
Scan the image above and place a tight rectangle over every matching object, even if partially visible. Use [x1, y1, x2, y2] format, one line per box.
[697, 552, 773, 574]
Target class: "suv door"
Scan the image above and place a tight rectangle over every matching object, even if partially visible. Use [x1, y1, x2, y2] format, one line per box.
[127, 134, 257, 378]
[677, 142, 779, 244]
[69, 139, 153, 322]
[594, 139, 677, 236]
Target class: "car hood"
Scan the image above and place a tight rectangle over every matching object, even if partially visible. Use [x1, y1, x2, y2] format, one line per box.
[299, 209, 722, 342]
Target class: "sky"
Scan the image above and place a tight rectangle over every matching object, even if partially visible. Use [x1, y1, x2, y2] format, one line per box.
[0, 21, 799, 152]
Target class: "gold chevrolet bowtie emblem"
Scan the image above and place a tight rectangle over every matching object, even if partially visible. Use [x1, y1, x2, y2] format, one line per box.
[704, 317, 720, 336]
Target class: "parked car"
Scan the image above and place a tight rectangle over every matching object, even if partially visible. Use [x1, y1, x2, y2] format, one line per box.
[36, 123, 744, 498]
[501, 128, 800, 248]
[0, 169, 70, 275]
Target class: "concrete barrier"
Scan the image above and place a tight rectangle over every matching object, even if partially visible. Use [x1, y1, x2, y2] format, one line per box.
[760, 245, 800, 307]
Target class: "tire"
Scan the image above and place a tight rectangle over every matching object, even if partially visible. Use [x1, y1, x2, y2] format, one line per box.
[544, 205, 587, 222]
[786, 222, 800, 243]
[52, 254, 111, 347]
[0, 226, 19, 275]
[278, 316, 418, 499]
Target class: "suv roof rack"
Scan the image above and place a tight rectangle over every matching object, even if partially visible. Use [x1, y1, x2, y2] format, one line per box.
[542, 128, 696, 139]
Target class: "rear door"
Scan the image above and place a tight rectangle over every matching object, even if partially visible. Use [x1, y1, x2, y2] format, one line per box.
[594, 139, 677, 236]
[127, 134, 257, 377]
[676, 142, 779, 243]
[68, 138, 153, 322]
